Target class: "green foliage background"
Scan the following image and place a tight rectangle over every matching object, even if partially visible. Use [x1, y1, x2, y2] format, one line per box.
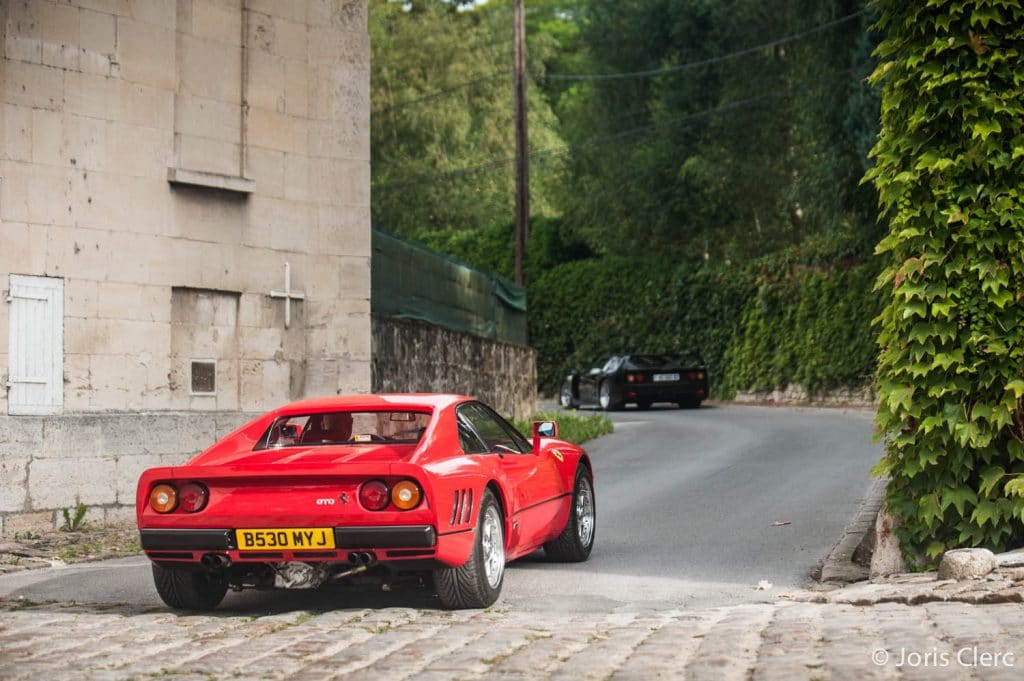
[422, 220, 882, 397]
[867, 0, 1024, 562]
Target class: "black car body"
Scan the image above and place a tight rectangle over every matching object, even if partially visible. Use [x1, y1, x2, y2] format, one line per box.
[560, 354, 709, 410]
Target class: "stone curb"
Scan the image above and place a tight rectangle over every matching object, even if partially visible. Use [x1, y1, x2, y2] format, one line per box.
[818, 478, 887, 583]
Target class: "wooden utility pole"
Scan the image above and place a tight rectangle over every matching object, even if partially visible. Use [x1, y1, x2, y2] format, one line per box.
[513, 0, 529, 286]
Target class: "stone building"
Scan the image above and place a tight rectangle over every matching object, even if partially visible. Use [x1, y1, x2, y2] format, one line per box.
[0, 0, 371, 534]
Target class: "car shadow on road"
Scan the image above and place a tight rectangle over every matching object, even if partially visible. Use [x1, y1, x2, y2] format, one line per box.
[569, 403, 716, 413]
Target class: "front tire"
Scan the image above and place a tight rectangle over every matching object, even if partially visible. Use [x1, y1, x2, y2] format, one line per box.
[544, 467, 596, 562]
[434, 489, 504, 609]
[152, 563, 228, 611]
[559, 381, 579, 409]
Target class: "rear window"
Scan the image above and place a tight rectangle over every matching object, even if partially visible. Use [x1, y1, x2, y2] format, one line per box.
[627, 355, 675, 368]
[254, 411, 431, 450]
[626, 354, 703, 368]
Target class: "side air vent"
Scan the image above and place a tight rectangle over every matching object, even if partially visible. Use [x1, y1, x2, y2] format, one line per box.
[450, 488, 474, 527]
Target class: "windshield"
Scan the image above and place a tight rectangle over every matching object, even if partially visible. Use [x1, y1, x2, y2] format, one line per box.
[255, 411, 431, 449]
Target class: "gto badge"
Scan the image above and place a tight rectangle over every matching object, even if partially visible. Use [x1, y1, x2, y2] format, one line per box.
[551, 449, 564, 462]
[315, 498, 335, 506]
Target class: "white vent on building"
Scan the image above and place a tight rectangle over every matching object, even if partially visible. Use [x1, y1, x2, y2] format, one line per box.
[190, 360, 217, 395]
[7, 275, 64, 415]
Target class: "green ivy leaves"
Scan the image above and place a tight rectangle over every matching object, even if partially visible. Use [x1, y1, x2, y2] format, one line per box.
[868, 0, 1024, 565]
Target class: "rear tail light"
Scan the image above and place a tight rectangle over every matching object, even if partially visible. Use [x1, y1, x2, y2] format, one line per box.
[150, 484, 178, 513]
[178, 482, 209, 513]
[626, 374, 647, 383]
[359, 480, 390, 511]
[391, 480, 423, 510]
[697, 371, 705, 381]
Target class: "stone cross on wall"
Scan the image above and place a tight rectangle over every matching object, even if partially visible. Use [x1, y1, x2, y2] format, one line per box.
[269, 262, 305, 329]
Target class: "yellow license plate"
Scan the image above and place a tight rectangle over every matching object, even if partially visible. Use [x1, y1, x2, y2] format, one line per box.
[235, 528, 335, 551]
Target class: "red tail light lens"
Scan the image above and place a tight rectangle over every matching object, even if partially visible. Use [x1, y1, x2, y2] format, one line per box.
[178, 483, 208, 513]
[359, 480, 390, 511]
[696, 371, 705, 381]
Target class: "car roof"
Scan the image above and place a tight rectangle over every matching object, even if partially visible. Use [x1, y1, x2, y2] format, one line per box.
[270, 393, 471, 415]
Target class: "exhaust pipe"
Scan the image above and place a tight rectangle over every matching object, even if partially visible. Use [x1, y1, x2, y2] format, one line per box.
[347, 551, 376, 565]
[201, 553, 231, 569]
[329, 564, 368, 582]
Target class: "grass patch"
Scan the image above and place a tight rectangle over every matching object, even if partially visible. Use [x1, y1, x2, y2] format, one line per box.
[516, 410, 613, 445]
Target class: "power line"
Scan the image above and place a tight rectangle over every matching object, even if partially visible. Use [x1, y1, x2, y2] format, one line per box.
[371, 10, 867, 115]
[533, 9, 867, 82]
[372, 56, 872, 192]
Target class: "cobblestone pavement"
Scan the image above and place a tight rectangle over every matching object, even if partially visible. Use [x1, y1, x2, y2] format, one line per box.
[2, 596, 1023, 680]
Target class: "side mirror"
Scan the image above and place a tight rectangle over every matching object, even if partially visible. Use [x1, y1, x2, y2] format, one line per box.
[532, 420, 557, 453]
[534, 421, 557, 438]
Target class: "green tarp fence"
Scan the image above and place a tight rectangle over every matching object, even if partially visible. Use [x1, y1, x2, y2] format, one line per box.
[371, 229, 528, 346]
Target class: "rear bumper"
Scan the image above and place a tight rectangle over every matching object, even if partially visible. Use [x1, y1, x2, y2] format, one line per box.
[139, 524, 436, 552]
[619, 383, 707, 401]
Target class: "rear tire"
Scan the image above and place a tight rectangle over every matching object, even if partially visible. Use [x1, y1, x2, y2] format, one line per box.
[598, 381, 621, 411]
[152, 563, 228, 611]
[544, 467, 596, 562]
[636, 399, 652, 410]
[434, 489, 504, 609]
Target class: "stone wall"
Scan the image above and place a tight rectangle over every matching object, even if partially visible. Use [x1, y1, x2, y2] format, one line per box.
[0, 411, 255, 535]
[732, 383, 878, 408]
[372, 316, 537, 423]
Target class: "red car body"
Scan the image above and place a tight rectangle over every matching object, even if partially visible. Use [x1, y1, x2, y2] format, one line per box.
[136, 394, 595, 609]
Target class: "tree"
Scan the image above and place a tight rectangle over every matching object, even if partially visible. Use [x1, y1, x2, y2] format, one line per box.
[369, 0, 565, 237]
[556, 0, 879, 261]
[867, 1, 1024, 562]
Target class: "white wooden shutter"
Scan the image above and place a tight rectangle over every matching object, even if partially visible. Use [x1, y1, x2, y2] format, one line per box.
[7, 275, 64, 415]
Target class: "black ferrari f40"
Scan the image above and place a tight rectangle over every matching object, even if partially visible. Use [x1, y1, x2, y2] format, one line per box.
[559, 354, 708, 411]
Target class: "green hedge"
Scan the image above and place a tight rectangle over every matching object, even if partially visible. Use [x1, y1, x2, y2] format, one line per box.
[721, 264, 882, 396]
[529, 254, 881, 397]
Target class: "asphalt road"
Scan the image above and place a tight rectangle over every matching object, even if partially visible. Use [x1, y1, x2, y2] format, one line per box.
[0, 404, 881, 614]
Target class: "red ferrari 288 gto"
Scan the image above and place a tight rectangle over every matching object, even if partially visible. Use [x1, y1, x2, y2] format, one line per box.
[136, 394, 596, 610]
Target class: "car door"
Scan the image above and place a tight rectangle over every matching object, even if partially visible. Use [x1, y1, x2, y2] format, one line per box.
[456, 402, 564, 551]
[578, 359, 607, 406]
